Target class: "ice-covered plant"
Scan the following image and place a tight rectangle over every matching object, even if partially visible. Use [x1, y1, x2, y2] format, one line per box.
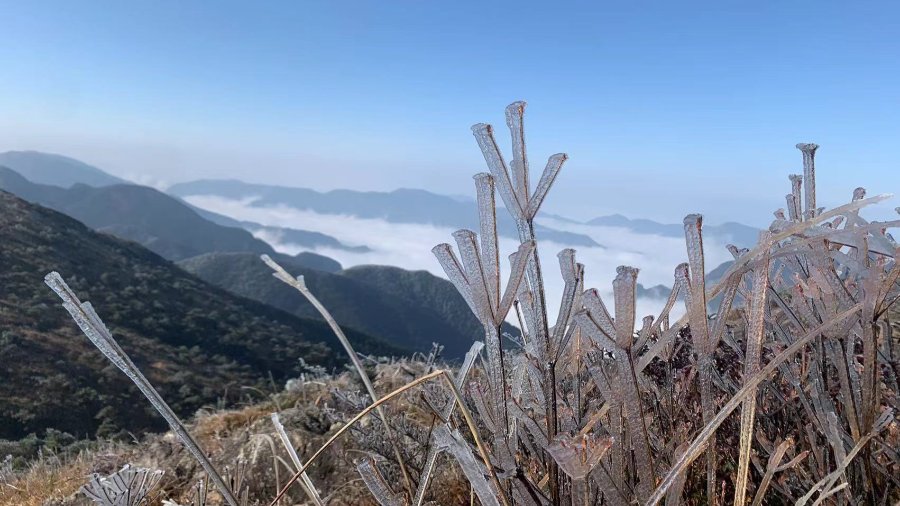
[81, 464, 163, 506]
[44, 274, 242, 506]
[41, 100, 899, 506]
[347, 102, 900, 505]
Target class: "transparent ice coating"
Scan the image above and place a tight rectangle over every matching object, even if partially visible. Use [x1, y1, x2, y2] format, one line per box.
[80, 464, 164, 506]
[271, 413, 323, 505]
[357, 456, 404, 506]
[796, 143, 819, 219]
[45, 273, 240, 506]
[433, 424, 501, 506]
[546, 433, 613, 480]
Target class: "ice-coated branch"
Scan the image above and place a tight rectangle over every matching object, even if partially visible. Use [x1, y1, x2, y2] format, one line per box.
[44, 273, 240, 506]
[797, 143, 819, 219]
[270, 413, 323, 505]
[357, 456, 405, 506]
[733, 248, 770, 506]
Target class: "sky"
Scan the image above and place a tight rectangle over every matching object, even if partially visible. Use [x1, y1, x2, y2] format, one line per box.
[1, 1, 898, 226]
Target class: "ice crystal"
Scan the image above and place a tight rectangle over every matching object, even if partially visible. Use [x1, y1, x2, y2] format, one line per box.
[81, 464, 163, 506]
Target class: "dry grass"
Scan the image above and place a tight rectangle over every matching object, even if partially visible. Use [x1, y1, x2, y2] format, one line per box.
[0, 361, 472, 505]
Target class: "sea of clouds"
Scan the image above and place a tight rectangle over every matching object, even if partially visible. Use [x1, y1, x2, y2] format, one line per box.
[185, 195, 736, 323]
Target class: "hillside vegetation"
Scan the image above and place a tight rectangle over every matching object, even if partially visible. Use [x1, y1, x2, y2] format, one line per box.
[179, 252, 514, 358]
[0, 191, 400, 440]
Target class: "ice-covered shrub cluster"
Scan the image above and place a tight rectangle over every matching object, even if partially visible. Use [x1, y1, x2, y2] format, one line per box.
[351, 102, 899, 505]
[43, 101, 898, 505]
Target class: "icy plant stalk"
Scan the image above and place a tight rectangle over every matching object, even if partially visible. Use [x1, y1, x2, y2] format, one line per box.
[411, 341, 484, 506]
[260, 254, 414, 496]
[469, 101, 568, 501]
[682, 215, 719, 505]
[44, 273, 240, 506]
[270, 413, 323, 505]
[732, 245, 770, 506]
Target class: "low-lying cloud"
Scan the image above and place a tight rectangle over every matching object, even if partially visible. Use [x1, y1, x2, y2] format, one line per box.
[185, 195, 737, 323]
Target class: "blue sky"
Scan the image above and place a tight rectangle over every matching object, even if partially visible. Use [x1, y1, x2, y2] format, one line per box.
[1, 1, 897, 225]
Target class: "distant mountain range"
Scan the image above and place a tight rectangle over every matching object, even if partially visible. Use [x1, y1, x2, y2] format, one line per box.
[587, 214, 760, 249]
[179, 253, 507, 358]
[0, 167, 271, 261]
[0, 154, 501, 356]
[0, 191, 402, 439]
[169, 179, 603, 247]
[0, 151, 127, 188]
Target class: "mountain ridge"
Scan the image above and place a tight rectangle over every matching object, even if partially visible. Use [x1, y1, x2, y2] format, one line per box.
[0, 166, 276, 261]
[587, 213, 760, 248]
[170, 178, 603, 247]
[0, 191, 402, 440]
[0, 150, 127, 188]
[178, 252, 507, 358]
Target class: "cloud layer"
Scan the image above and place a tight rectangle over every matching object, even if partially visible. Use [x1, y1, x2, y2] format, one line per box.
[185, 195, 737, 323]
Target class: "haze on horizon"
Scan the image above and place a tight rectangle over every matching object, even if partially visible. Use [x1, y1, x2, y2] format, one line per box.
[1, 1, 898, 226]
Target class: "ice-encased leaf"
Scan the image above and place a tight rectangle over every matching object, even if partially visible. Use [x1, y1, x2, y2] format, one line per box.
[81, 464, 164, 506]
[796, 409, 894, 506]
[574, 310, 618, 352]
[497, 241, 535, 323]
[453, 229, 493, 323]
[733, 254, 770, 506]
[412, 341, 484, 506]
[474, 173, 500, 312]
[612, 266, 638, 350]
[546, 433, 613, 480]
[582, 288, 616, 340]
[271, 413, 323, 505]
[552, 249, 581, 346]
[505, 101, 530, 203]
[789, 174, 803, 221]
[472, 122, 524, 220]
[45, 273, 240, 506]
[433, 425, 501, 506]
[527, 153, 568, 219]
[357, 456, 404, 506]
[432, 242, 476, 314]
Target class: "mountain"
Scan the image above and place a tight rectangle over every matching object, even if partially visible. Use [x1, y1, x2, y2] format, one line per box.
[0, 191, 402, 440]
[0, 151, 127, 188]
[292, 251, 343, 273]
[587, 214, 760, 248]
[636, 283, 671, 299]
[178, 252, 509, 358]
[169, 179, 602, 247]
[0, 167, 277, 261]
